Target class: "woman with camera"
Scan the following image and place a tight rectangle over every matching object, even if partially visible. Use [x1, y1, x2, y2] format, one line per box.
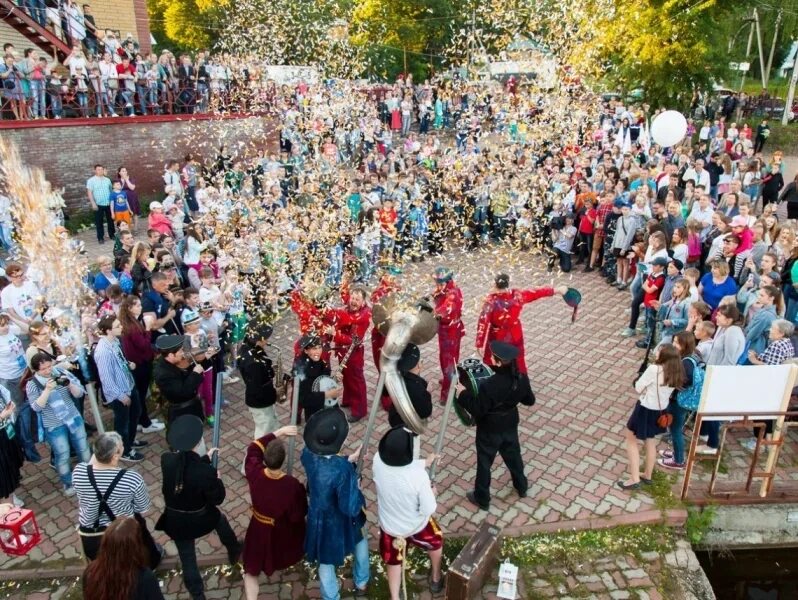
[25, 352, 90, 497]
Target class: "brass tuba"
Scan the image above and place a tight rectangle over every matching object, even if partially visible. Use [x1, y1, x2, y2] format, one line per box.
[373, 293, 439, 434]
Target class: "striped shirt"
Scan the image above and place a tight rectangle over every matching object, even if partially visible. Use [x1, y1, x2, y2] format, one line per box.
[26, 370, 84, 431]
[72, 463, 150, 528]
[93, 337, 135, 403]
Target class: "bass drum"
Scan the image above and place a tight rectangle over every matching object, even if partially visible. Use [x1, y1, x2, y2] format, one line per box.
[454, 358, 494, 426]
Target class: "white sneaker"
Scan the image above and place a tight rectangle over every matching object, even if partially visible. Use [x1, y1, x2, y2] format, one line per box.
[695, 444, 718, 455]
[740, 438, 758, 452]
[141, 422, 165, 434]
[11, 494, 24, 507]
[64, 486, 77, 498]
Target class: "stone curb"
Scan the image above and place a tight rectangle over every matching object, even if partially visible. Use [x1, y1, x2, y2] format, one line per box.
[0, 508, 687, 582]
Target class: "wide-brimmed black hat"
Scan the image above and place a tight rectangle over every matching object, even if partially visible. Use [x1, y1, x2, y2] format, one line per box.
[397, 343, 420, 372]
[490, 340, 519, 362]
[299, 333, 322, 349]
[378, 426, 414, 467]
[167, 415, 204, 451]
[303, 407, 348, 456]
[155, 334, 185, 354]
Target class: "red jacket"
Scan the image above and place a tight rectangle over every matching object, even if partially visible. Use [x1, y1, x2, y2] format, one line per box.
[328, 284, 371, 349]
[433, 280, 465, 337]
[475, 287, 554, 350]
[290, 289, 326, 335]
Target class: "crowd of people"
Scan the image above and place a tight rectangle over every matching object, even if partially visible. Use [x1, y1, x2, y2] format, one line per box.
[0, 67, 796, 599]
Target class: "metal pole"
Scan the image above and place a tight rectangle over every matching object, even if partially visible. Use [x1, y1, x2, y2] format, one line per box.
[85, 382, 105, 434]
[763, 10, 782, 90]
[286, 374, 301, 476]
[739, 19, 754, 93]
[754, 9, 767, 90]
[211, 371, 222, 468]
[357, 370, 387, 475]
[429, 373, 458, 482]
[783, 53, 798, 126]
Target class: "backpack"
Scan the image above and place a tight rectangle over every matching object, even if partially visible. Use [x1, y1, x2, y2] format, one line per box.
[677, 355, 705, 411]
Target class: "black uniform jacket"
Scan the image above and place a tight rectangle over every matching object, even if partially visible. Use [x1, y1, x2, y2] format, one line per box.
[389, 371, 433, 428]
[456, 364, 535, 433]
[239, 343, 277, 409]
[153, 357, 204, 420]
[155, 451, 225, 541]
[294, 355, 330, 420]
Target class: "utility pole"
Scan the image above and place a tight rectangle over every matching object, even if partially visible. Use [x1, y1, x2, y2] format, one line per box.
[763, 9, 783, 90]
[783, 48, 798, 126]
[739, 15, 755, 93]
[754, 8, 766, 90]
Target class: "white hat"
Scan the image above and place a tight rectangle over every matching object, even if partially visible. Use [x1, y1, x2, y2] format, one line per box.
[149, 201, 163, 210]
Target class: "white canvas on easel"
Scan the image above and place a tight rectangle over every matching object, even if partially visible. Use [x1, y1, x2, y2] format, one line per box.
[697, 365, 797, 421]
[694, 364, 798, 497]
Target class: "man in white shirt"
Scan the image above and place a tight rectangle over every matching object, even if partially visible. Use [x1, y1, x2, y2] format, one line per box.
[688, 193, 715, 239]
[373, 427, 444, 597]
[0, 262, 41, 338]
[683, 158, 711, 191]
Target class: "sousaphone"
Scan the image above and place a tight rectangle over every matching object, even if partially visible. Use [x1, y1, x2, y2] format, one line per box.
[373, 292, 439, 434]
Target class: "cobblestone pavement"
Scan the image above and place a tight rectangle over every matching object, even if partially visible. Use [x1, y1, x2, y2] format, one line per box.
[1, 234, 793, 596]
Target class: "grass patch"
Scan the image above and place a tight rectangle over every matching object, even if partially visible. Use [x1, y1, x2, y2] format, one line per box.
[765, 122, 798, 156]
[644, 470, 681, 511]
[500, 524, 675, 568]
[685, 504, 717, 546]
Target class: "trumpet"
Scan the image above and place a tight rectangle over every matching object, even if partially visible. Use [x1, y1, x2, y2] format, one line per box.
[266, 342, 291, 403]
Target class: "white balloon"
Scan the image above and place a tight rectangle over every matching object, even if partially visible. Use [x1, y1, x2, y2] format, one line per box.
[650, 110, 688, 147]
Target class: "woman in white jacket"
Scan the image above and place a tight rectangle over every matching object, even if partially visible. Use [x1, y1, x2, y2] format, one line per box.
[697, 304, 746, 455]
[619, 344, 684, 490]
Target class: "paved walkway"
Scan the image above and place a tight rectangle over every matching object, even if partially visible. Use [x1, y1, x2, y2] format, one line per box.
[1, 232, 796, 596]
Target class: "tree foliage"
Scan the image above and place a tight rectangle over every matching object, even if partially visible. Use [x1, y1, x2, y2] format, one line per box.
[581, 0, 737, 106]
[147, 0, 227, 50]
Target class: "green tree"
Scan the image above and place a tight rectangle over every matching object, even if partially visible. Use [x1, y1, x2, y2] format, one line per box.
[351, 0, 453, 80]
[581, 0, 738, 106]
[147, 0, 226, 50]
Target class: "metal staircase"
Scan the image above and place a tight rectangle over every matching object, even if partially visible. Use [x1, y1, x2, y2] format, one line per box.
[0, 0, 71, 62]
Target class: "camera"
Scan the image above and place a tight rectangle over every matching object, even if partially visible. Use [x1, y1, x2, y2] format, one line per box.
[53, 376, 70, 387]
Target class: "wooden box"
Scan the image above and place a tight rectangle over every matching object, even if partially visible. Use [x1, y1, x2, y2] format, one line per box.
[446, 520, 503, 600]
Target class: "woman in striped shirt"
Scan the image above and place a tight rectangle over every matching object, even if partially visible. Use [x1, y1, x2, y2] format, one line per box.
[74, 432, 151, 560]
[25, 352, 90, 497]
[94, 315, 146, 463]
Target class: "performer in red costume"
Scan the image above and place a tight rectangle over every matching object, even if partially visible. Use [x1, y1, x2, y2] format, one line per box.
[431, 266, 465, 403]
[475, 273, 568, 374]
[289, 287, 331, 363]
[325, 285, 371, 423]
[370, 266, 402, 370]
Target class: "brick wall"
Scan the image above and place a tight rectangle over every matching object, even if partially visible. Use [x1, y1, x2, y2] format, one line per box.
[1, 116, 279, 213]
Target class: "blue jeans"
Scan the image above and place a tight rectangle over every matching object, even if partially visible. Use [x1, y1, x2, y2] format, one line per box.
[24, 0, 46, 26]
[29, 79, 45, 117]
[76, 92, 89, 117]
[318, 537, 370, 600]
[44, 417, 90, 488]
[95, 91, 113, 116]
[2, 377, 40, 461]
[700, 420, 720, 449]
[48, 91, 62, 117]
[668, 399, 688, 464]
